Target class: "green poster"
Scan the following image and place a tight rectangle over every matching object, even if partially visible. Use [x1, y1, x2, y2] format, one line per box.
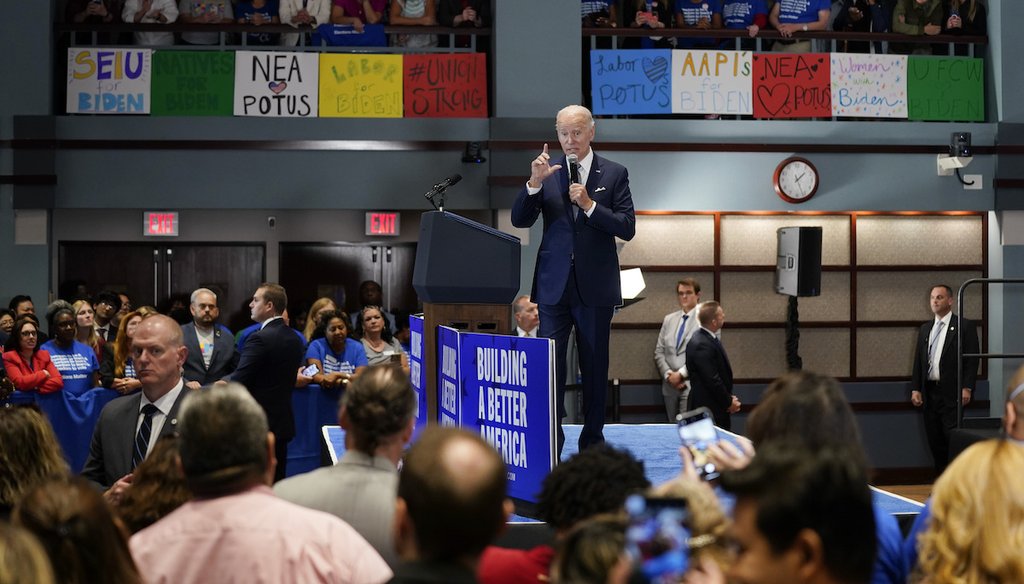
[906, 56, 983, 122]
[151, 51, 234, 116]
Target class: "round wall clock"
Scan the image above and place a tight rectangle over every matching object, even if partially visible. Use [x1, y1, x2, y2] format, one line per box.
[773, 157, 819, 204]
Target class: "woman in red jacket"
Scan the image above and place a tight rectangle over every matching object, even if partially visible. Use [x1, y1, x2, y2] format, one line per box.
[2, 317, 63, 394]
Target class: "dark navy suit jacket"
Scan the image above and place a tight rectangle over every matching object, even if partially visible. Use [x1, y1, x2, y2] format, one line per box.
[229, 318, 305, 442]
[181, 322, 239, 386]
[685, 328, 734, 430]
[511, 153, 636, 307]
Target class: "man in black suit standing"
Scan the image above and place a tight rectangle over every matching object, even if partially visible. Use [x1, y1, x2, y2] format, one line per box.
[910, 284, 979, 474]
[82, 314, 189, 502]
[686, 301, 741, 430]
[229, 282, 305, 482]
[181, 287, 238, 389]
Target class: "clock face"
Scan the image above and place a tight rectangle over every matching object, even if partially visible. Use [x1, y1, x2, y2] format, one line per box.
[774, 157, 819, 204]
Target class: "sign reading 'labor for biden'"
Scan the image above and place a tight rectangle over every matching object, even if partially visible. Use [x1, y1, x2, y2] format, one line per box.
[458, 333, 556, 503]
[409, 314, 428, 441]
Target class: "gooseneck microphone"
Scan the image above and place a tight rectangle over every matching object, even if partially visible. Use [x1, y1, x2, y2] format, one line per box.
[567, 154, 580, 185]
[423, 173, 463, 211]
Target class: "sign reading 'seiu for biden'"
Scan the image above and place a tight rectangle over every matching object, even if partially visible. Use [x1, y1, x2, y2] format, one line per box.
[67, 48, 152, 114]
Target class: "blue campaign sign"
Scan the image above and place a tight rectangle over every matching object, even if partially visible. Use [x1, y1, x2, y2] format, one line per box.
[458, 332, 556, 503]
[409, 314, 428, 440]
[590, 49, 672, 115]
[437, 326, 461, 427]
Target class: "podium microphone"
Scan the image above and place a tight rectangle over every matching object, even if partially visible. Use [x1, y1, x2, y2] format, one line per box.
[424, 173, 463, 210]
[567, 154, 580, 185]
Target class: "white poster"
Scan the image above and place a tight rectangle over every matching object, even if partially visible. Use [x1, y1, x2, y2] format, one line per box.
[233, 51, 319, 117]
[830, 53, 908, 118]
[67, 48, 152, 114]
[671, 49, 753, 115]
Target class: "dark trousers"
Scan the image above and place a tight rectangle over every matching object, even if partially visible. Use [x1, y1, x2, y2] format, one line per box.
[273, 434, 290, 483]
[539, 266, 613, 455]
[922, 381, 957, 474]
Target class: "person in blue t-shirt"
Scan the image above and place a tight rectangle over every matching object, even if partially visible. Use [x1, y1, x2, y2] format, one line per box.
[41, 307, 99, 396]
[769, 0, 830, 52]
[235, 0, 280, 45]
[675, 0, 723, 48]
[720, 0, 767, 48]
[304, 309, 368, 389]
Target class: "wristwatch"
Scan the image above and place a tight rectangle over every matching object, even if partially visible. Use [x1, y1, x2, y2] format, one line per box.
[802, 24, 808, 31]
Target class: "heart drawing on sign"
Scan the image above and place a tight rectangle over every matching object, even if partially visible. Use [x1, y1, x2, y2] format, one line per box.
[269, 81, 288, 94]
[642, 56, 669, 84]
[756, 83, 791, 117]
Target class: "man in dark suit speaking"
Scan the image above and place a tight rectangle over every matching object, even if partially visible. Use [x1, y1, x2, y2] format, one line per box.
[229, 282, 305, 481]
[511, 104, 636, 452]
[686, 301, 741, 430]
[910, 284, 979, 474]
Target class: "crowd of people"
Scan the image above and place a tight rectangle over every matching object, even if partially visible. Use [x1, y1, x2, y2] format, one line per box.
[64, 0, 490, 47]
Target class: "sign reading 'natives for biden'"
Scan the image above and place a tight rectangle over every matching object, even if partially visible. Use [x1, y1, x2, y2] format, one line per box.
[234, 51, 319, 117]
[67, 48, 152, 114]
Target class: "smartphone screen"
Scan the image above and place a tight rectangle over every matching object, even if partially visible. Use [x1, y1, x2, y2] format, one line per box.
[301, 363, 319, 377]
[676, 407, 720, 481]
[624, 494, 691, 583]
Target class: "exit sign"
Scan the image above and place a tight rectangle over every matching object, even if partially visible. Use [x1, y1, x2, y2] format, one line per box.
[365, 212, 400, 236]
[144, 212, 178, 237]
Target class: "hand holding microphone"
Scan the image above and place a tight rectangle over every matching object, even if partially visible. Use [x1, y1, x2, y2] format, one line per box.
[566, 153, 593, 211]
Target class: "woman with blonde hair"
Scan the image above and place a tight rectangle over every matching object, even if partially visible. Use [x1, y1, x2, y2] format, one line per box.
[99, 306, 158, 394]
[0, 406, 68, 518]
[913, 439, 1024, 584]
[302, 297, 338, 342]
[71, 300, 103, 362]
[0, 523, 55, 584]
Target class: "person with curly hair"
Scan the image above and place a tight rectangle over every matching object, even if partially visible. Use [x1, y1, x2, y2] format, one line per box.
[911, 439, 1024, 584]
[0, 406, 68, 519]
[305, 309, 368, 389]
[275, 365, 417, 566]
[478, 443, 651, 584]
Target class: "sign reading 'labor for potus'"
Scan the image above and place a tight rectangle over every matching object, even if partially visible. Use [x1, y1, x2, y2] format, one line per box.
[590, 49, 672, 115]
[67, 48, 152, 114]
[404, 53, 487, 118]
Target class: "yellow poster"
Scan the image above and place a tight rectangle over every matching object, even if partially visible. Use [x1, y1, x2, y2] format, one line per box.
[319, 54, 403, 118]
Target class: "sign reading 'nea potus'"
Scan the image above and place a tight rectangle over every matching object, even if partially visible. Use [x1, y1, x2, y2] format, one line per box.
[234, 51, 318, 117]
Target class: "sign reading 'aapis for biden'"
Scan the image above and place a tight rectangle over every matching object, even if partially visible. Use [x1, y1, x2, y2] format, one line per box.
[67, 48, 152, 114]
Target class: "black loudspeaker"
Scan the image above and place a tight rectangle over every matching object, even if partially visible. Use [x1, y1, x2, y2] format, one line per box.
[775, 227, 822, 297]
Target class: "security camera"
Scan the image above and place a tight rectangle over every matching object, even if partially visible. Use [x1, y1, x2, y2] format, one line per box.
[950, 132, 971, 158]
[937, 154, 972, 172]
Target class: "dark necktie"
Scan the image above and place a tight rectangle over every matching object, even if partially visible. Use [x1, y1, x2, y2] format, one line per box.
[675, 314, 689, 352]
[132, 403, 160, 469]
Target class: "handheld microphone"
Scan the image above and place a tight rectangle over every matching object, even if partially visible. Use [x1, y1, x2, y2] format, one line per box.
[567, 154, 580, 185]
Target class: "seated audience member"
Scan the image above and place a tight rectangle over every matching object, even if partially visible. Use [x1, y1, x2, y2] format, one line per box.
[115, 435, 192, 534]
[123, 0, 179, 46]
[3, 318, 63, 395]
[360, 305, 409, 374]
[280, 0, 331, 45]
[41, 307, 100, 396]
[330, 0, 385, 31]
[392, 427, 510, 583]
[14, 477, 144, 584]
[513, 294, 539, 338]
[390, 0, 438, 48]
[302, 296, 338, 343]
[675, 0, 723, 48]
[708, 370, 905, 584]
[353, 280, 396, 337]
[236, 0, 280, 44]
[72, 300, 104, 362]
[943, 0, 985, 55]
[722, 0, 768, 47]
[913, 440, 1024, 584]
[891, 0, 942, 54]
[0, 523, 56, 584]
[0, 406, 68, 519]
[478, 444, 651, 584]
[178, 0, 234, 45]
[626, 0, 673, 49]
[550, 515, 630, 584]
[769, 0, 830, 52]
[275, 366, 416, 566]
[129, 384, 392, 583]
[307, 309, 368, 388]
[694, 445, 876, 584]
[93, 290, 124, 343]
[99, 307, 158, 394]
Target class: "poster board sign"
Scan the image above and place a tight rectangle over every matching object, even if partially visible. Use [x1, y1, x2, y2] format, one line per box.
[830, 53, 907, 118]
[319, 54, 403, 118]
[409, 314, 428, 441]
[437, 326, 461, 426]
[671, 49, 753, 115]
[151, 51, 234, 116]
[233, 51, 318, 117]
[906, 56, 983, 122]
[67, 48, 152, 114]
[458, 332, 556, 504]
[752, 53, 831, 119]
[590, 49, 672, 115]
[404, 53, 487, 118]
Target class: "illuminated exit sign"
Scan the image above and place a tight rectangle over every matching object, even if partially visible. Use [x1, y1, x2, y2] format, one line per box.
[365, 212, 400, 236]
[144, 212, 178, 237]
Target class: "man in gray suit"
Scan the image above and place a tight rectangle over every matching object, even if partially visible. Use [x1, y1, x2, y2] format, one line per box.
[181, 287, 238, 389]
[654, 278, 702, 421]
[82, 314, 189, 503]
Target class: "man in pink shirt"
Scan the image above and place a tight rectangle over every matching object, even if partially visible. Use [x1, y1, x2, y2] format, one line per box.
[130, 383, 392, 584]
